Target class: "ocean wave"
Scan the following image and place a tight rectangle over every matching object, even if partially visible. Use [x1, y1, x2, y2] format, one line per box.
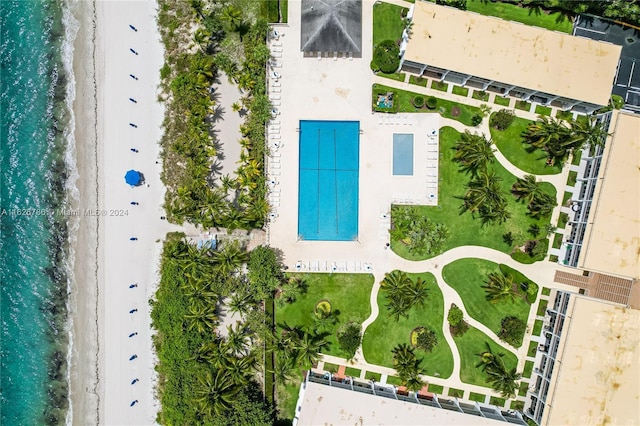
[60, 2, 80, 425]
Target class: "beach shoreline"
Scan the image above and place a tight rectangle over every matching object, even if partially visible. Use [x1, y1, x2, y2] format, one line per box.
[68, 0, 100, 425]
[68, 0, 176, 424]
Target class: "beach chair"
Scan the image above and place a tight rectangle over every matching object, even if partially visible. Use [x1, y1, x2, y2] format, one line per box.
[427, 163, 436, 168]
[271, 52, 282, 58]
[320, 260, 327, 271]
[333, 52, 338, 61]
[270, 157, 280, 163]
[270, 170, 281, 175]
[270, 163, 281, 169]
[272, 81, 281, 87]
[271, 87, 281, 93]
[270, 187, 281, 193]
[271, 41, 282, 47]
[270, 152, 281, 157]
[428, 147, 438, 152]
[317, 51, 322, 60]
[355, 261, 362, 271]
[270, 120, 280, 125]
[427, 183, 437, 188]
[270, 129, 280, 134]
[271, 100, 281, 106]
[270, 95, 281, 100]
[428, 154, 438, 160]
[272, 47, 283, 53]
[349, 52, 353, 61]
[311, 261, 319, 271]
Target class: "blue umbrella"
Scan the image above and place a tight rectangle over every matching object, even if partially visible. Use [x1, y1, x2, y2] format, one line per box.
[125, 170, 141, 186]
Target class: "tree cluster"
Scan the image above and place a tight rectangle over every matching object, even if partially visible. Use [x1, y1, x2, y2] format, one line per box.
[475, 342, 521, 398]
[151, 237, 272, 424]
[380, 271, 429, 321]
[415, 328, 438, 353]
[390, 206, 450, 256]
[498, 316, 527, 347]
[511, 174, 557, 219]
[522, 116, 608, 167]
[447, 304, 469, 337]
[371, 40, 400, 73]
[490, 109, 516, 131]
[337, 322, 362, 359]
[392, 344, 426, 391]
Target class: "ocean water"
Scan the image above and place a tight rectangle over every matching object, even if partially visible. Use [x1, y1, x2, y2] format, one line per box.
[0, 1, 78, 425]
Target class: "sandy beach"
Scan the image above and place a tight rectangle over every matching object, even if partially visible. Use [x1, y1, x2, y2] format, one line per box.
[70, 0, 179, 424]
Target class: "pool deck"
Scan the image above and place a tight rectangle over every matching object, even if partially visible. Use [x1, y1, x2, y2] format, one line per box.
[266, 0, 440, 271]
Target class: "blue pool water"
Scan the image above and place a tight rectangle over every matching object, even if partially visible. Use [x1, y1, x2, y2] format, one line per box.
[393, 133, 414, 175]
[298, 120, 359, 241]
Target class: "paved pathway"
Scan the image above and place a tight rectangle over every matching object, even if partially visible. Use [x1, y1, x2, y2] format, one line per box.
[314, 17, 578, 402]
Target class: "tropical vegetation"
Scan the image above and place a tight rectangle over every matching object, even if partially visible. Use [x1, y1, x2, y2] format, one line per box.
[158, 0, 271, 230]
[522, 116, 608, 167]
[390, 206, 450, 257]
[498, 316, 527, 347]
[475, 342, 522, 398]
[151, 236, 278, 424]
[380, 271, 430, 321]
[371, 40, 400, 74]
[392, 343, 426, 391]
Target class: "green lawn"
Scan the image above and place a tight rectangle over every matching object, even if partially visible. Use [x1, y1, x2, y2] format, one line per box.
[428, 383, 444, 394]
[373, 2, 406, 47]
[372, 84, 482, 126]
[542, 287, 551, 296]
[552, 233, 563, 249]
[532, 320, 543, 336]
[345, 367, 361, 377]
[276, 380, 301, 421]
[537, 299, 549, 316]
[527, 341, 538, 357]
[431, 80, 449, 92]
[490, 396, 506, 407]
[519, 381, 529, 397]
[490, 115, 562, 175]
[361, 272, 454, 378]
[510, 400, 525, 411]
[452, 325, 518, 388]
[379, 72, 406, 82]
[391, 126, 556, 260]
[534, 105, 552, 116]
[557, 212, 568, 229]
[494, 96, 511, 106]
[409, 75, 429, 87]
[473, 90, 490, 101]
[386, 375, 403, 385]
[452, 86, 469, 97]
[571, 150, 582, 165]
[324, 362, 339, 373]
[469, 392, 487, 403]
[442, 258, 533, 343]
[556, 110, 572, 121]
[515, 100, 532, 112]
[549, 254, 559, 263]
[466, 0, 573, 33]
[365, 371, 381, 381]
[448, 387, 464, 398]
[567, 171, 578, 187]
[277, 273, 374, 357]
[523, 360, 534, 378]
[562, 191, 572, 206]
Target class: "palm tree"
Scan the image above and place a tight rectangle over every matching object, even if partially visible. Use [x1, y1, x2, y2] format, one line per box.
[482, 272, 517, 304]
[225, 323, 248, 356]
[392, 343, 419, 378]
[511, 174, 544, 203]
[228, 289, 253, 316]
[381, 270, 412, 295]
[185, 304, 218, 333]
[404, 370, 425, 392]
[487, 367, 521, 398]
[528, 192, 557, 218]
[453, 131, 495, 176]
[272, 354, 298, 384]
[386, 297, 411, 321]
[221, 5, 243, 32]
[225, 356, 255, 385]
[571, 116, 609, 150]
[297, 331, 328, 368]
[194, 370, 239, 417]
[211, 241, 248, 275]
[404, 277, 429, 308]
[460, 169, 507, 222]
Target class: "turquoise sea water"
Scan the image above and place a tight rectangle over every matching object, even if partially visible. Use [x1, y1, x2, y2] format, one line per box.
[1, 1, 75, 424]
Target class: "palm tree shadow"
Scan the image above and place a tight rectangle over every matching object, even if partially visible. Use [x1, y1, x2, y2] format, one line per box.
[211, 105, 225, 123]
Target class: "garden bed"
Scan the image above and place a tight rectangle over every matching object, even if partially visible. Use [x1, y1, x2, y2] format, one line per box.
[494, 96, 511, 106]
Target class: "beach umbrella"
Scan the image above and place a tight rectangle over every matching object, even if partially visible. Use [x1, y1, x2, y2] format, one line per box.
[125, 170, 141, 186]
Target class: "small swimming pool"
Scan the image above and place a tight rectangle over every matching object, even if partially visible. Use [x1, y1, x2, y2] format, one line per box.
[298, 120, 359, 241]
[393, 133, 414, 175]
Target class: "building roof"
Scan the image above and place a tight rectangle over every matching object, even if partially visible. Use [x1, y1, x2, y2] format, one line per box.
[296, 381, 506, 426]
[300, 0, 362, 54]
[404, 2, 622, 105]
[542, 296, 640, 425]
[574, 15, 640, 113]
[579, 111, 640, 279]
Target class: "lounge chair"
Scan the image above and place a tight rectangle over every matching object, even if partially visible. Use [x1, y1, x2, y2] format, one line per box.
[270, 170, 281, 175]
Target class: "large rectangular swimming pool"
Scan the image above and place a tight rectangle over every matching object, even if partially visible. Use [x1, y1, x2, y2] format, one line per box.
[298, 120, 359, 241]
